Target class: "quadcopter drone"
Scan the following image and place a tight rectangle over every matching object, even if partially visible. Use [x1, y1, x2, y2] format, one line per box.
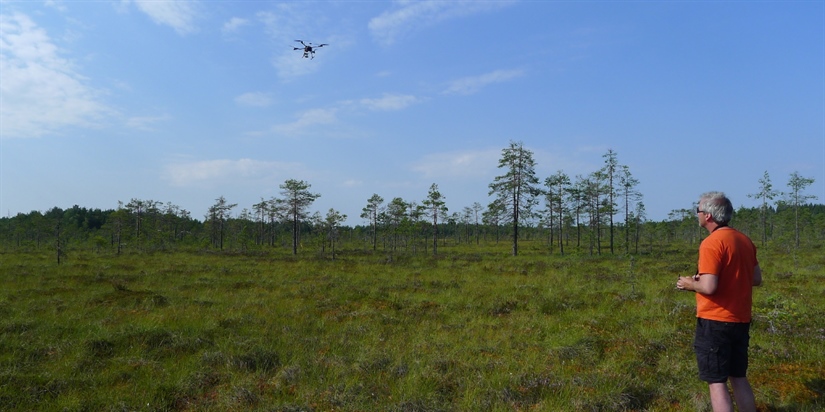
[293, 40, 328, 59]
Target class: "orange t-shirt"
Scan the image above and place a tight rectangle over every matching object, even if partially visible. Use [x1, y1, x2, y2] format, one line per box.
[696, 227, 758, 323]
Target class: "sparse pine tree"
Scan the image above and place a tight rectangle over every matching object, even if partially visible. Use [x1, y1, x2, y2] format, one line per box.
[748, 170, 779, 246]
[361, 194, 384, 251]
[422, 183, 448, 256]
[488, 141, 541, 256]
[279, 179, 320, 255]
[786, 171, 817, 248]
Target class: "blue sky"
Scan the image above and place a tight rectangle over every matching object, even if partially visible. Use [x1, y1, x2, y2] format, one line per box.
[1, 1, 823, 225]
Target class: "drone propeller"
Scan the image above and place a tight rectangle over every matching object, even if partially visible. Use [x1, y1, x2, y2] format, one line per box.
[294, 40, 328, 47]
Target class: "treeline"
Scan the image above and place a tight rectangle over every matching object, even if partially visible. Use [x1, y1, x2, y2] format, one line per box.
[1, 145, 821, 259]
[2, 201, 822, 258]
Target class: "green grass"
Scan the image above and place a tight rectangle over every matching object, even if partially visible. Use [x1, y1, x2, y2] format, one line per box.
[0, 244, 822, 411]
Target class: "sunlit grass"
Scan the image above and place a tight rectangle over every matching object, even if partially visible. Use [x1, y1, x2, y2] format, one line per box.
[0, 244, 822, 411]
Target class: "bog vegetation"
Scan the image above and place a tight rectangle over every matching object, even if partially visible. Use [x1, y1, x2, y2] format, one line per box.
[1, 146, 822, 410]
[1, 240, 823, 411]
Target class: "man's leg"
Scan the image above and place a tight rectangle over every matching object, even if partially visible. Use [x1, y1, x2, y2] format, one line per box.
[730, 376, 757, 412]
[709, 382, 733, 412]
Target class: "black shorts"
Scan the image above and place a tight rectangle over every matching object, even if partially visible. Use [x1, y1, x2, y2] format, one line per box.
[693, 318, 751, 383]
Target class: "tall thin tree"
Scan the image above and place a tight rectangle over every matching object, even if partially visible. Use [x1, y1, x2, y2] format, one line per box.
[471, 202, 483, 245]
[279, 179, 320, 255]
[583, 171, 607, 255]
[633, 202, 647, 254]
[545, 170, 571, 255]
[252, 198, 269, 246]
[619, 165, 641, 253]
[422, 183, 448, 256]
[747, 170, 778, 247]
[361, 194, 384, 251]
[323, 208, 346, 260]
[488, 140, 541, 256]
[207, 196, 237, 250]
[601, 149, 619, 254]
[568, 176, 587, 250]
[786, 171, 816, 248]
[385, 197, 408, 251]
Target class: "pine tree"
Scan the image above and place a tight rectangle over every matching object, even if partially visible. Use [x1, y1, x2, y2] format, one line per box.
[488, 141, 541, 256]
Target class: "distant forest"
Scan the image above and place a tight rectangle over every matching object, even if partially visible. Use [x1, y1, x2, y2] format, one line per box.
[2, 145, 821, 258]
[1, 199, 823, 256]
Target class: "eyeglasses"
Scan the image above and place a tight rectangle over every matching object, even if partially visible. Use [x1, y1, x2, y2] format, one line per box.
[696, 207, 706, 214]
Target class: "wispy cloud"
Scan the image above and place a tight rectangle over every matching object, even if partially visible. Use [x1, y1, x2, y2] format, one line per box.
[257, 5, 307, 39]
[235, 92, 272, 107]
[163, 158, 305, 187]
[130, 0, 199, 35]
[44, 1, 68, 12]
[359, 93, 420, 111]
[271, 51, 321, 79]
[342, 179, 363, 188]
[270, 108, 338, 136]
[0, 12, 111, 139]
[443, 69, 525, 95]
[411, 149, 501, 179]
[221, 17, 249, 35]
[266, 92, 419, 137]
[126, 114, 170, 131]
[369, 0, 517, 45]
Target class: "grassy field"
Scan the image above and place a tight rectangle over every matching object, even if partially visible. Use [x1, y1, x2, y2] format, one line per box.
[0, 243, 822, 411]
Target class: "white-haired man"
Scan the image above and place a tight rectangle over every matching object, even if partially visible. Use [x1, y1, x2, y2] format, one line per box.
[677, 191, 763, 412]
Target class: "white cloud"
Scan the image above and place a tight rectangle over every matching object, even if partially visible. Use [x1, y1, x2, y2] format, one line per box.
[126, 114, 170, 131]
[235, 92, 272, 107]
[44, 1, 68, 12]
[163, 158, 305, 187]
[270, 108, 338, 136]
[411, 149, 501, 179]
[263, 93, 416, 138]
[222, 17, 248, 34]
[257, 6, 303, 37]
[272, 51, 320, 79]
[0, 12, 111, 139]
[443, 69, 525, 95]
[359, 93, 420, 111]
[131, 0, 199, 35]
[369, 0, 517, 45]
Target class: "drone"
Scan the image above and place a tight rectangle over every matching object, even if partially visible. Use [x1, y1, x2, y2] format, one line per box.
[293, 40, 328, 59]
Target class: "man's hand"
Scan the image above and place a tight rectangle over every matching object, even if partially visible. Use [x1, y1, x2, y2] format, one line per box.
[677, 274, 719, 295]
[676, 276, 695, 291]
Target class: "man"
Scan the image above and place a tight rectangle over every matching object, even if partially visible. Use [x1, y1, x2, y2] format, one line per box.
[676, 191, 763, 412]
